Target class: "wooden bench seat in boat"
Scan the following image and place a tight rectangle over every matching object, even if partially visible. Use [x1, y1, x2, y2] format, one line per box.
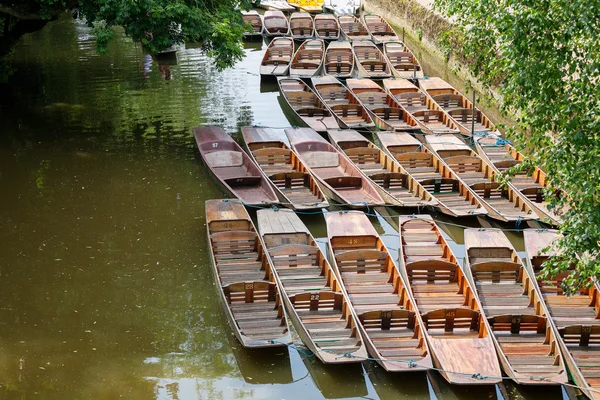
[422, 308, 480, 336]
[318, 87, 350, 106]
[432, 94, 464, 109]
[359, 61, 387, 74]
[211, 230, 267, 285]
[330, 104, 367, 124]
[252, 147, 293, 173]
[325, 62, 353, 75]
[448, 109, 492, 133]
[395, 92, 428, 112]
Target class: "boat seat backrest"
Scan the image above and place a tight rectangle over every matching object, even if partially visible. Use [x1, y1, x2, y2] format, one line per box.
[388, 51, 413, 63]
[330, 103, 365, 117]
[253, 147, 292, 166]
[269, 172, 310, 189]
[468, 247, 513, 263]
[356, 50, 380, 60]
[395, 152, 432, 166]
[406, 260, 457, 283]
[422, 308, 480, 333]
[445, 155, 482, 173]
[345, 147, 380, 165]
[205, 150, 243, 168]
[449, 108, 482, 123]
[325, 62, 353, 74]
[359, 310, 416, 331]
[268, 243, 319, 268]
[470, 182, 507, 200]
[297, 106, 329, 117]
[287, 91, 317, 108]
[303, 151, 339, 168]
[334, 249, 387, 273]
[559, 325, 600, 346]
[291, 291, 343, 311]
[372, 107, 405, 121]
[263, 232, 310, 249]
[470, 261, 522, 283]
[211, 230, 258, 256]
[520, 187, 546, 203]
[224, 281, 276, 304]
[432, 94, 463, 108]
[319, 86, 348, 103]
[412, 110, 444, 123]
[368, 22, 391, 33]
[208, 219, 252, 233]
[356, 92, 387, 106]
[326, 53, 352, 63]
[420, 178, 460, 194]
[224, 176, 263, 187]
[370, 172, 408, 189]
[331, 235, 378, 251]
[324, 176, 363, 189]
[344, 23, 366, 34]
[488, 314, 546, 334]
[396, 92, 426, 107]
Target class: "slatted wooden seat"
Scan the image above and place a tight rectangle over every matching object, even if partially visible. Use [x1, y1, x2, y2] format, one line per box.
[448, 109, 492, 133]
[319, 87, 350, 106]
[388, 52, 419, 71]
[356, 92, 388, 107]
[330, 104, 367, 124]
[324, 176, 363, 189]
[270, 172, 322, 204]
[344, 147, 382, 171]
[432, 94, 463, 109]
[211, 230, 267, 285]
[560, 325, 600, 347]
[395, 92, 428, 112]
[325, 62, 353, 75]
[253, 147, 292, 172]
[422, 308, 480, 335]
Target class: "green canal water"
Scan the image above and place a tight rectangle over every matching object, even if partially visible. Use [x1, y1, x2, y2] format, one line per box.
[0, 16, 570, 400]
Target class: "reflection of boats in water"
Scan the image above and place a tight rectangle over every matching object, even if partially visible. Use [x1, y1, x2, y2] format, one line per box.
[426, 371, 499, 400]
[230, 340, 294, 384]
[364, 362, 431, 400]
[300, 354, 369, 398]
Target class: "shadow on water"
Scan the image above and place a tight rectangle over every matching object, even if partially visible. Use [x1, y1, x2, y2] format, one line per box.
[300, 356, 370, 399]
[229, 340, 294, 384]
[365, 362, 431, 399]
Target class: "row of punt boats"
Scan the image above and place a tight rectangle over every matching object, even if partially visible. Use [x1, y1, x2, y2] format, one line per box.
[193, 125, 560, 224]
[205, 200, 600, 397]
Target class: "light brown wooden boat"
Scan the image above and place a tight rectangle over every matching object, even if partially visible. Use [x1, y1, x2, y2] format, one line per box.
[278, 77, 339, 132]
[311, 76, 375, 130]
[241, 127, 329, 210]
[383, 42, 424, 79]
[323, 40, 355, 78]
[289, 12, 315, 40]
[263, 10, 291, 37]
[419, 77, 500, 137]
[327, 129, 436, 207]
[425, 135, 537, 222]
[205, 199, 291, 348]
[524, 229, 600, 399]
[289, 39, 324, 77]
[338, 14, 371, 41]
[257, 208, 368, 363]
[463, 228, 567, 385]
[193, 126, 278, 205]
[398, 215, 502, 385]
[352, 41, 392, 79]
[325, 211, 433, 372]
[260, 37, 294, 76]
[314, 14, 340, 40]
[474, 137, 565, 225]
[361, 14, 399, 44]
[375, 132, 487, 217]
[242, 10, 263, 37]
[285, 127, 385, 207]
[346, 78, 421, 132]
[383, 78, 461, 135]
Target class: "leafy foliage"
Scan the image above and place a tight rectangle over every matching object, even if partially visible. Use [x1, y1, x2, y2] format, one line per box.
[434, 0, 600, 292]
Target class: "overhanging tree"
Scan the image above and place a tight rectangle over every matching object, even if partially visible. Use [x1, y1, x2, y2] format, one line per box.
[434, 0, 600, 292]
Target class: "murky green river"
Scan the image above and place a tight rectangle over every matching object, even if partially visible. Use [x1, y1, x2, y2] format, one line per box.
[0, 15, 572, 400]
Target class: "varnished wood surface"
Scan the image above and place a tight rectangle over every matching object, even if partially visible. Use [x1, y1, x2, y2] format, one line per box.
[338, 15, 371, 41]
[383, 42, 425, 79]
[352, 41, 392, 79]
[289, 39, 324, 77]
[314, 14, 340, 40]
[362, 14, 399, 44]
[289, 12, 315, 40]
[260, 37, 294, 76]
[263, 10, 291, 37]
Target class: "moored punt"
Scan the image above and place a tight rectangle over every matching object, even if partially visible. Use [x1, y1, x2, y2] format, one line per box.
[383, 79, 460, 135]
[328, 129, 436, 207]
[524, 229, 600, 399]
[258, 0, 296, 11]
[362, 14, 399, 44]
[375, 132, 486, 217]
[352, 41, 392, 79]
[312, 76, 375, 130]
[205, 199, 291, 348]
[289, 39, 324, 77]
[419, 77, 499, 137]
[325, 211, 433, 372]
[278, 77, 339, 132]
[398, 215, 502, 385]
[338, 14, 371, 41]
[323, 41, 355, 78]
[193, 126, 278, 205]
[287, 0, 324, 13]
[242, 10, 263, 37]
[314, 14, 340, 40]
[463, 228, 567, 385]
[425, 135, 537, 223]
[285, 127, 385, 207]
[289, 12, 315, 40]
[241, 127, 329, 210]
[263, 10, 291, 37]
[260, 37, 294, 76]
[256, 209, 367, 363]
[346, 78, 421, 132]
[474, 136, 564, 225]
[383, 42, 424, 79]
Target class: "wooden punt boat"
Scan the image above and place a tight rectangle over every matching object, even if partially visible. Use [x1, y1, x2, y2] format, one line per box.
[328, 129, 436, 207]
[314, 14, 340, 40]
[424, 135, 537, 222]
[383, 42, 424, 79]
[260, 37, 294, 76]
[419, 77, 500, 137]
[289, 39, 324, 77]
[258, 1, 296, 12]
[362, 14, 399, 44]
[287, 0, 324, 13]
[352, 41, 392, 79]
[263, 10, 291, 37]
[193, 126, 278, 205]
[474, 137, 564, 225]
[285, 127, 385, 206]
[463, 228, 567, 385]
[242, 10, 263, 37]
[383, 79, 460, 135]
[325, 211, 433, 372]
[205, 199, 291, 348]
[256, 208, 367, 363]
[289, 12, 315, 40]
[525, 229, 600, 399]
[398, 215, 502, 384]
[323, 41, 355, 78]
[241, 127, 329, 210]
[311, 76, 375, 130]
[278, 77, 339, 131]
[346, 78, 420, 132]
[338, 14, 371, 41]
[375, 132, 486, 217]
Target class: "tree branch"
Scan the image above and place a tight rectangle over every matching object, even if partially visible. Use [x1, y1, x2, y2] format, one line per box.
[0, 2, 77, 20]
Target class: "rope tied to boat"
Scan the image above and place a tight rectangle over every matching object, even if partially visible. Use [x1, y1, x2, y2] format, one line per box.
[408, 358, 417, 368]
[271, 205, 280, 212]
[495, 137, 513, 146]
[515, 215, 522, 233]
[470, 372, 487, 380]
